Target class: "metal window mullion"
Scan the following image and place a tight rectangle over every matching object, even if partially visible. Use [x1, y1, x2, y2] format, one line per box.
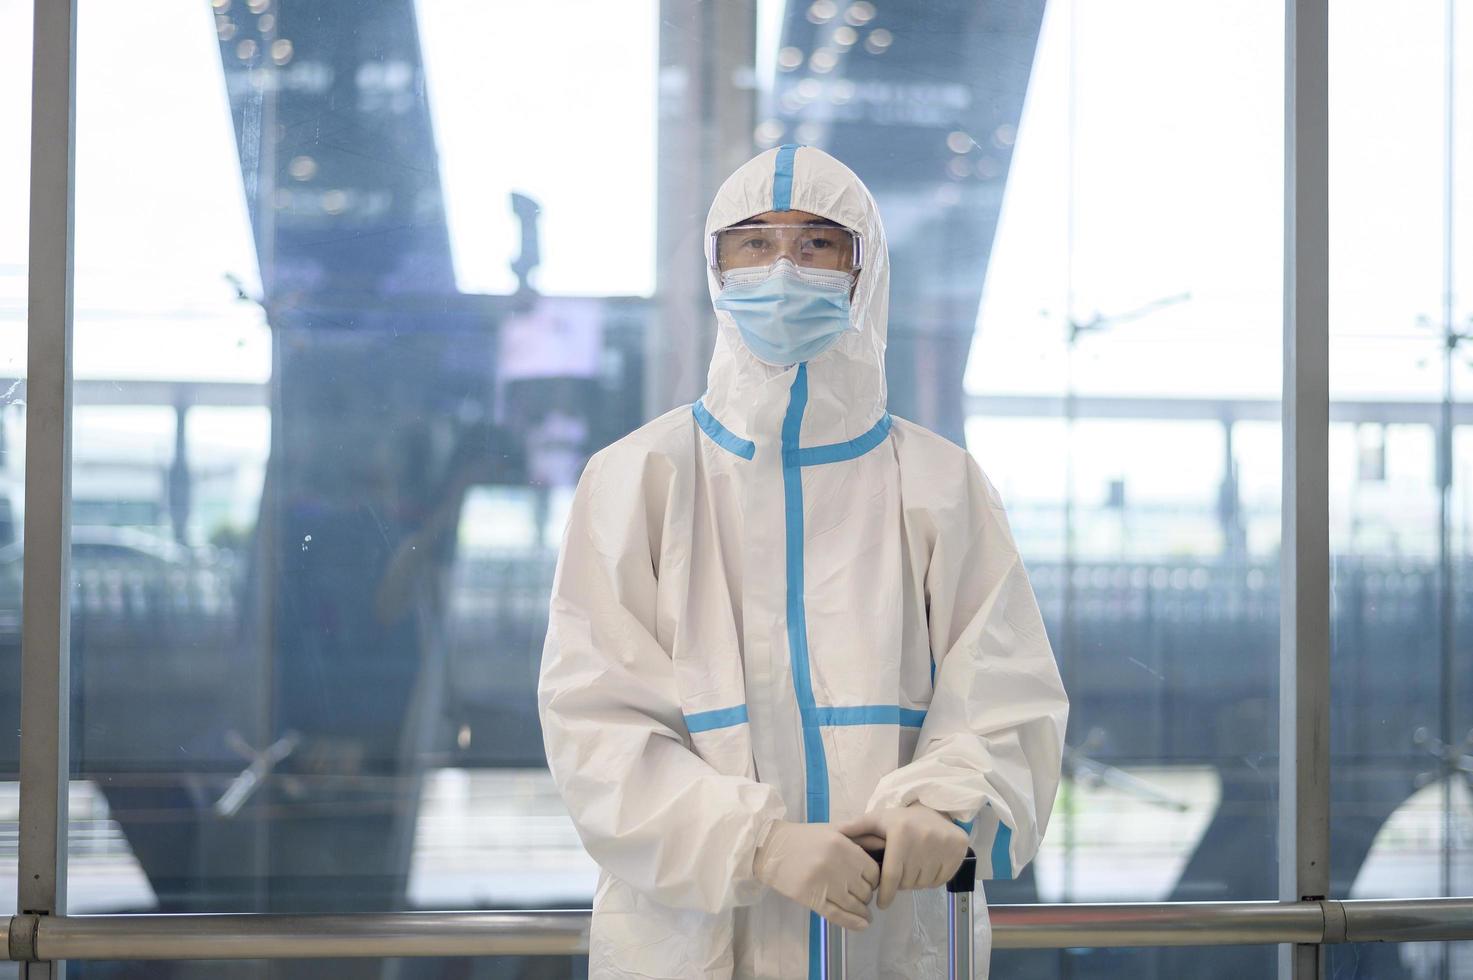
[1279, 0, 1331, 978]
[14, 0, 78, 978]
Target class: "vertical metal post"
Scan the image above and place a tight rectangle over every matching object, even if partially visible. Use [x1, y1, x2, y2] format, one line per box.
[950, 890, 974, 979]
[947, 848, 978, 978]
[1435, 10, 1458, 969]
[822, 919, 845, 978]
[1279, 0, 1330, 977]
[17, 0, 77, 977]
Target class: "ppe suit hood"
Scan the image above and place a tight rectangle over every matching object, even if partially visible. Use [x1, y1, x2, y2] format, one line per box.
[702, 145, 890, 446]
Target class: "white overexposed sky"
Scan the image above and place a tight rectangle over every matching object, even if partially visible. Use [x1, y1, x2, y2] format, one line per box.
[0, 0, 269, 384]
[961, 0, 1471, 548]
[415, 0, 658, 297]
[969, 0, 1473, 403]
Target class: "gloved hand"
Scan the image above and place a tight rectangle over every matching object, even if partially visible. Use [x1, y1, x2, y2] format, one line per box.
[753, 820, 880, 930]
[836, 804, 969, 910]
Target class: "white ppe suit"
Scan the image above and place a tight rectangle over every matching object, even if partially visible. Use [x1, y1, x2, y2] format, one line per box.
[537, 144, 1069, 979]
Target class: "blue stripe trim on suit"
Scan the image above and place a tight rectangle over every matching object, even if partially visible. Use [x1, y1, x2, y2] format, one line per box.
[683, 705, 750, 733]
[692, 400, 757, 460]
[780, 363, 826, 980]
[772, 143, 799, 211]
[686, 703, 923, 733]
[992, 823, 1014, 879]
[784, 413, 893, 468]
[810, 704, 927, 728]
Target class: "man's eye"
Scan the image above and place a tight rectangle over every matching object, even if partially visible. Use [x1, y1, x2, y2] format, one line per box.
[804, 237, 834, 250]
[741, 238, 771, 250]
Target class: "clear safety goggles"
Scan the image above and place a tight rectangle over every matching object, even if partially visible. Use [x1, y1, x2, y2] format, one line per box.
[707, 222, 863, 285]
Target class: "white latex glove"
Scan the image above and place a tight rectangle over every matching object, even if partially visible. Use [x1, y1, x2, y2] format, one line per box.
[836, 804, 969, 910]
[753, 820, 881, 930]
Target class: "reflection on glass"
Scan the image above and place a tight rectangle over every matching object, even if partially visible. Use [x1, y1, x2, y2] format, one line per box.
[962, 1, 1284, 975]
[1327, 1, 1473, 977]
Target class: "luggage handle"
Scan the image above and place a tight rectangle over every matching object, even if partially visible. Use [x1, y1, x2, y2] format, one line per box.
[860, 846, 977, 893]
[822, 847, 977, 979]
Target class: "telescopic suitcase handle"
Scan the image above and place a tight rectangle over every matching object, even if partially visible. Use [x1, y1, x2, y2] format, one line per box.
[820, 847, 977, 979]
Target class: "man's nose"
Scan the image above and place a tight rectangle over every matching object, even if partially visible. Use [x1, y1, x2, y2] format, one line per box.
[775, 240, 803, 263]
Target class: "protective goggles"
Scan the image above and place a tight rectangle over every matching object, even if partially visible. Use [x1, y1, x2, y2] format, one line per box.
[707, 222, 863, 285]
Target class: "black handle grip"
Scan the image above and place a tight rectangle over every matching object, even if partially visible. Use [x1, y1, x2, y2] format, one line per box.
[860, 847, 977, 894]
[947, 848, 977, 894]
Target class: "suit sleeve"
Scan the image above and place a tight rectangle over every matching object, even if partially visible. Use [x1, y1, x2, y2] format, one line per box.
[537, 451, 787, 912]
[865, 452, 1068, 880]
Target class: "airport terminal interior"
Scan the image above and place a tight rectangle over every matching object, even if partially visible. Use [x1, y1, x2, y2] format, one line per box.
[2, 0, 1472, 977]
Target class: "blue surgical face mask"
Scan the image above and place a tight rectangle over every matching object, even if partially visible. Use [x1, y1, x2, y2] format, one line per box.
[714, 258, 855, 366]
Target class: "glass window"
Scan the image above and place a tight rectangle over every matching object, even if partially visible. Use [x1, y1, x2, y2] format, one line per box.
[969, 2, 1282, 974]
[1328, 1, 1473, 976]
[52, 0, 1286, 977]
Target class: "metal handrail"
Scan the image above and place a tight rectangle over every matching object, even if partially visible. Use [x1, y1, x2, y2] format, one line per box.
[6, 909, 589, 962]
[8, 897, 1473, 961]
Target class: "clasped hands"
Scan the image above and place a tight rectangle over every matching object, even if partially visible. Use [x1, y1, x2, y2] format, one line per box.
[752, 804, 970, 931]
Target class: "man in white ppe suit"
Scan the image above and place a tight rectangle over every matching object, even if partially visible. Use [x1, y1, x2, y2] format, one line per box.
[538, 144, 1068, 979]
